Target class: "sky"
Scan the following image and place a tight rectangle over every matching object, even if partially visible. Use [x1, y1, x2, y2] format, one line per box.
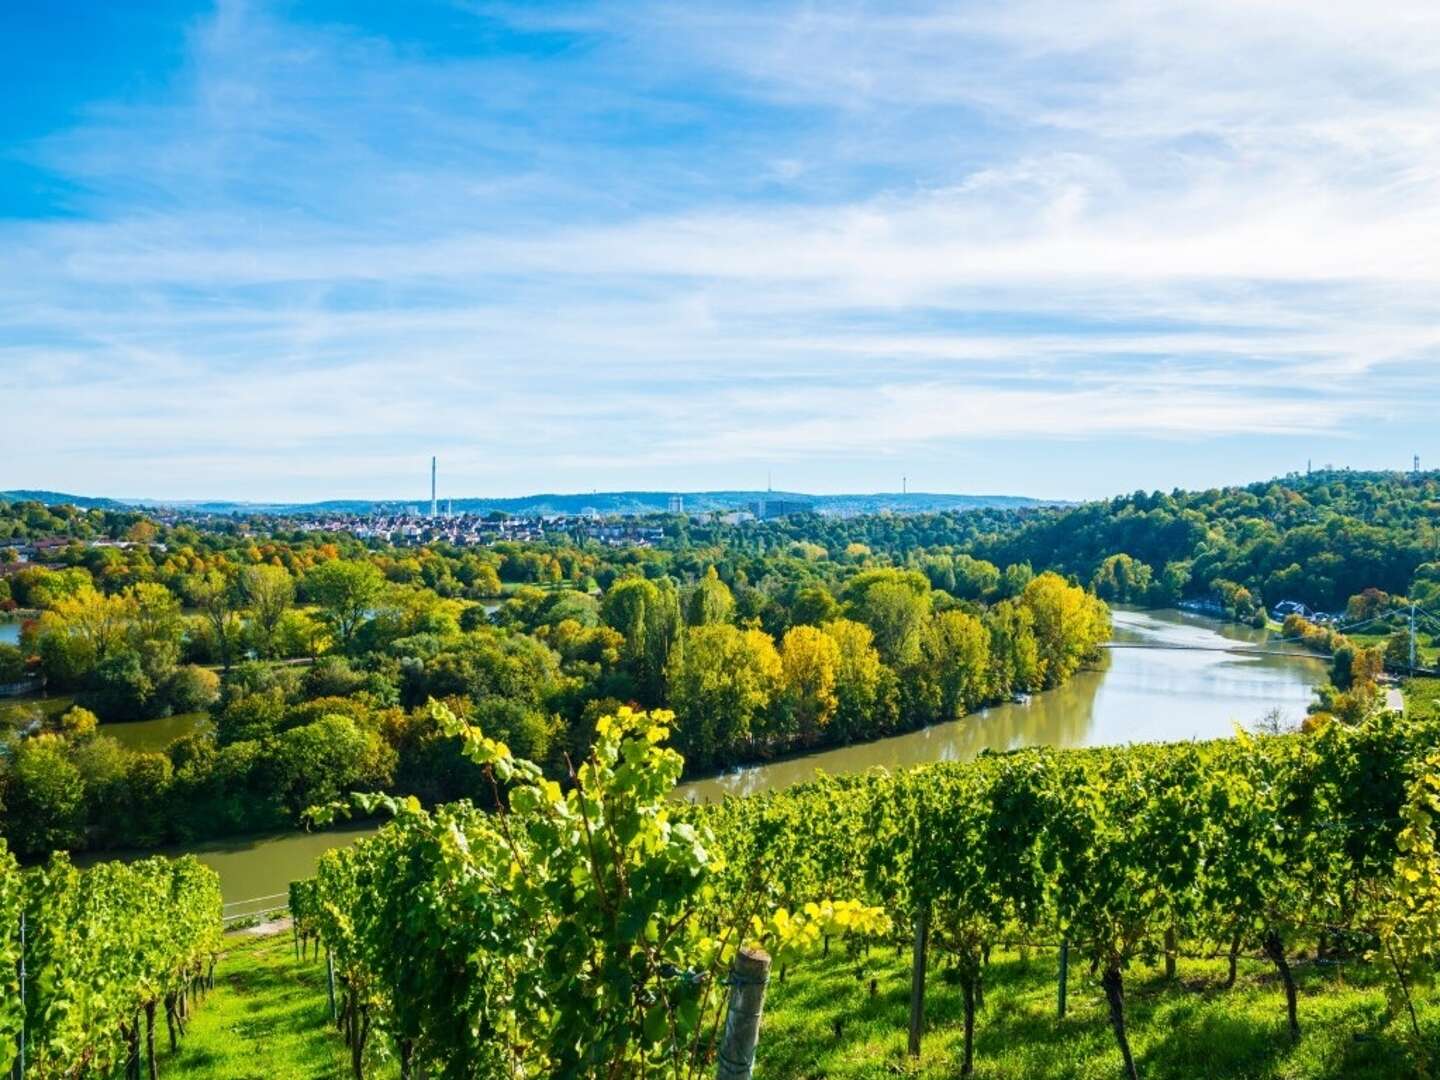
[3, 1, 1439, 503]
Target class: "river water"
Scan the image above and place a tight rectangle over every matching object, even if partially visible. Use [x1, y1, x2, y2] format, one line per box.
[676, 607, 1326, 801]
[100, 608, 1327, 904]
[0, 620, 19, 646]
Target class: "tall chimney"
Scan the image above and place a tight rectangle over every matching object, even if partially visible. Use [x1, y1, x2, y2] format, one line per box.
[431, 456, 438, 518]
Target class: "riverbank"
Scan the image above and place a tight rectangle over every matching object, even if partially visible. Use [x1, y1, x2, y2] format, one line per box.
[81, 607, 1326, 903]
[677, 607, 1326, 800]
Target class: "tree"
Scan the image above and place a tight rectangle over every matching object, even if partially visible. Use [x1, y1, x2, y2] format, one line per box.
[306, 560, 385, 654]
[666, 624, 781, 766]
[239, 565, 295, 657]
[822, 618, 894, 743]
[83, 651, 158, 721]
[35, 586, 133, 684]
[126, 582, 183, 653]
[1384, 628, 1416, 671]
[779, 624, 840, 744]
[6, 736, 86, 856]
[0, 643, 24, 683]
[267, 714, 391, 817]
[188, 571, 241, 673]
[57, 705, 99, 739]
[985, 599, 1041, 698]
[917, 610, 991, 721]
[601, 576, 681, 703]
[790, 584, 840, 626]
[1021, 573, 1110, 688]
[1090, 554, 1154, 604]
[685, 566, 734, 626]
[165, 664, 221, 712]
[951, 555, 1001, 601]
[845, 570, 931, 665]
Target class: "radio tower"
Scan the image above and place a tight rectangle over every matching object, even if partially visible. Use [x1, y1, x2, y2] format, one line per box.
[430, 457, 438, 518]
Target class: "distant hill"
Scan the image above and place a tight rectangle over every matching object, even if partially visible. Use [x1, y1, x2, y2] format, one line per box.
[0, 489, 131, 510]
[2, 489, 1061, 517]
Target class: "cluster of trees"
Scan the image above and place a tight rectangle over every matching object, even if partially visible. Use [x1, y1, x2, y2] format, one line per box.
[0, 846, 222, 1077]
[659, 569, 1107, 767]
[2, 511, 1108, 855]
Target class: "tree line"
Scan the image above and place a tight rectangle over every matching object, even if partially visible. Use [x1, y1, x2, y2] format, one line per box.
[1, 548, 1106, 855]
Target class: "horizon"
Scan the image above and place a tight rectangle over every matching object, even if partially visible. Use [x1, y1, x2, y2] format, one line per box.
[4, 459, 1429, 511]
[5, 2, 1439, 500]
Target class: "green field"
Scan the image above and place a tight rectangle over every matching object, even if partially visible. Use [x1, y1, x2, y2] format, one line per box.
[170, 931, 1438, 1080]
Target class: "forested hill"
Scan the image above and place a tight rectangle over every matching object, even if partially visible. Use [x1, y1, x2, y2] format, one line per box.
[0, 489, 1052, 516]
[0, 490, 129, 510]
[697, 469, 1440, 615]
[972, 469, 1440, 614]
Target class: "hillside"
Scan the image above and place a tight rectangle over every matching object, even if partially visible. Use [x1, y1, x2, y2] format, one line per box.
[0, 489, 130, 510]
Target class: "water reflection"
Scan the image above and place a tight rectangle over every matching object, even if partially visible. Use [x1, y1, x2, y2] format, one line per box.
[675, 608, 1326, 802]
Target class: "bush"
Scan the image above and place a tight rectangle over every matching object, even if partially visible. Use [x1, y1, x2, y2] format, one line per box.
[81, 651, 158, 721]
[0, 642, 25, 683]
[165, 664, 221, 712]
[302, 656, 367, 699]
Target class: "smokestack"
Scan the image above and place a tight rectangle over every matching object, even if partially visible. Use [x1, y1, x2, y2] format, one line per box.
[430, 456, 437, 518]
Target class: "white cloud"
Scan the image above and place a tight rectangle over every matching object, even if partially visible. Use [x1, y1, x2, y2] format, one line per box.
[3, 0, 1439, 498]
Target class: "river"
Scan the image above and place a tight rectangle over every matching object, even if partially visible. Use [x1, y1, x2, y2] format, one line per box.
[675, 607, 1325, 801]
[0, 620, 19, 646]
[105, 608, 1328, 905]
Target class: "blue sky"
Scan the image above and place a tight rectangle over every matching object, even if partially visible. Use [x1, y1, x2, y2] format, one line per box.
[3, 1, 1438, 503]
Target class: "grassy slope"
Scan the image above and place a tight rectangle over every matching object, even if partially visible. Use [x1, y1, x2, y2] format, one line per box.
[173, 937, 1436, 1079]
[162, 934, 393, 1080]
[761, 946, 1434, 1079]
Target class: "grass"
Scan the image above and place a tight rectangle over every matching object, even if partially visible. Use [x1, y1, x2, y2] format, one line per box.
[759, 945, 1436, 1080]
[161, 932, 393, 1080]
[169, 935, 1438, 1079]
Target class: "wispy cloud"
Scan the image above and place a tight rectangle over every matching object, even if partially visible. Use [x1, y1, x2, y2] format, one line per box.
[2, 0, 1438, 499]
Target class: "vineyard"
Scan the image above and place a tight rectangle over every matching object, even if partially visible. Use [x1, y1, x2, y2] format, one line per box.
[0, 849, 223, 1079]
[285, 701, 1440, 1078]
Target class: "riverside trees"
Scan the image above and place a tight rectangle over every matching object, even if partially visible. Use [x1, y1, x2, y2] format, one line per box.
[2, 546, 1108, 856]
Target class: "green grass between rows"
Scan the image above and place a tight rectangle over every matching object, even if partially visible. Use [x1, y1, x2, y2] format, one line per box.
[161, 932, 388, 1080]
[169, 933, 1438, 1079]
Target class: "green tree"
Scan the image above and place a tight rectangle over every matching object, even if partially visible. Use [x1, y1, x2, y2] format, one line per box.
[844, 570, 932, 665]
[239, 564, 295, 657]
[187, 571, 241, 673]
[601, 576, 681, 702]
[685, 566, 734, 626]
[6, 736, 86, 856]
[917, 609, 991, 721]
[667, 624, 781, 766]
[306, 560, 385, 654]
[0, 643, 24, 683]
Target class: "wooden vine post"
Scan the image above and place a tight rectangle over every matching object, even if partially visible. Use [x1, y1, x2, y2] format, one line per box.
[908, 906, 930, 1057]
[1056, 940, 1069, 1018]
[715, 946, 771, 1080]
